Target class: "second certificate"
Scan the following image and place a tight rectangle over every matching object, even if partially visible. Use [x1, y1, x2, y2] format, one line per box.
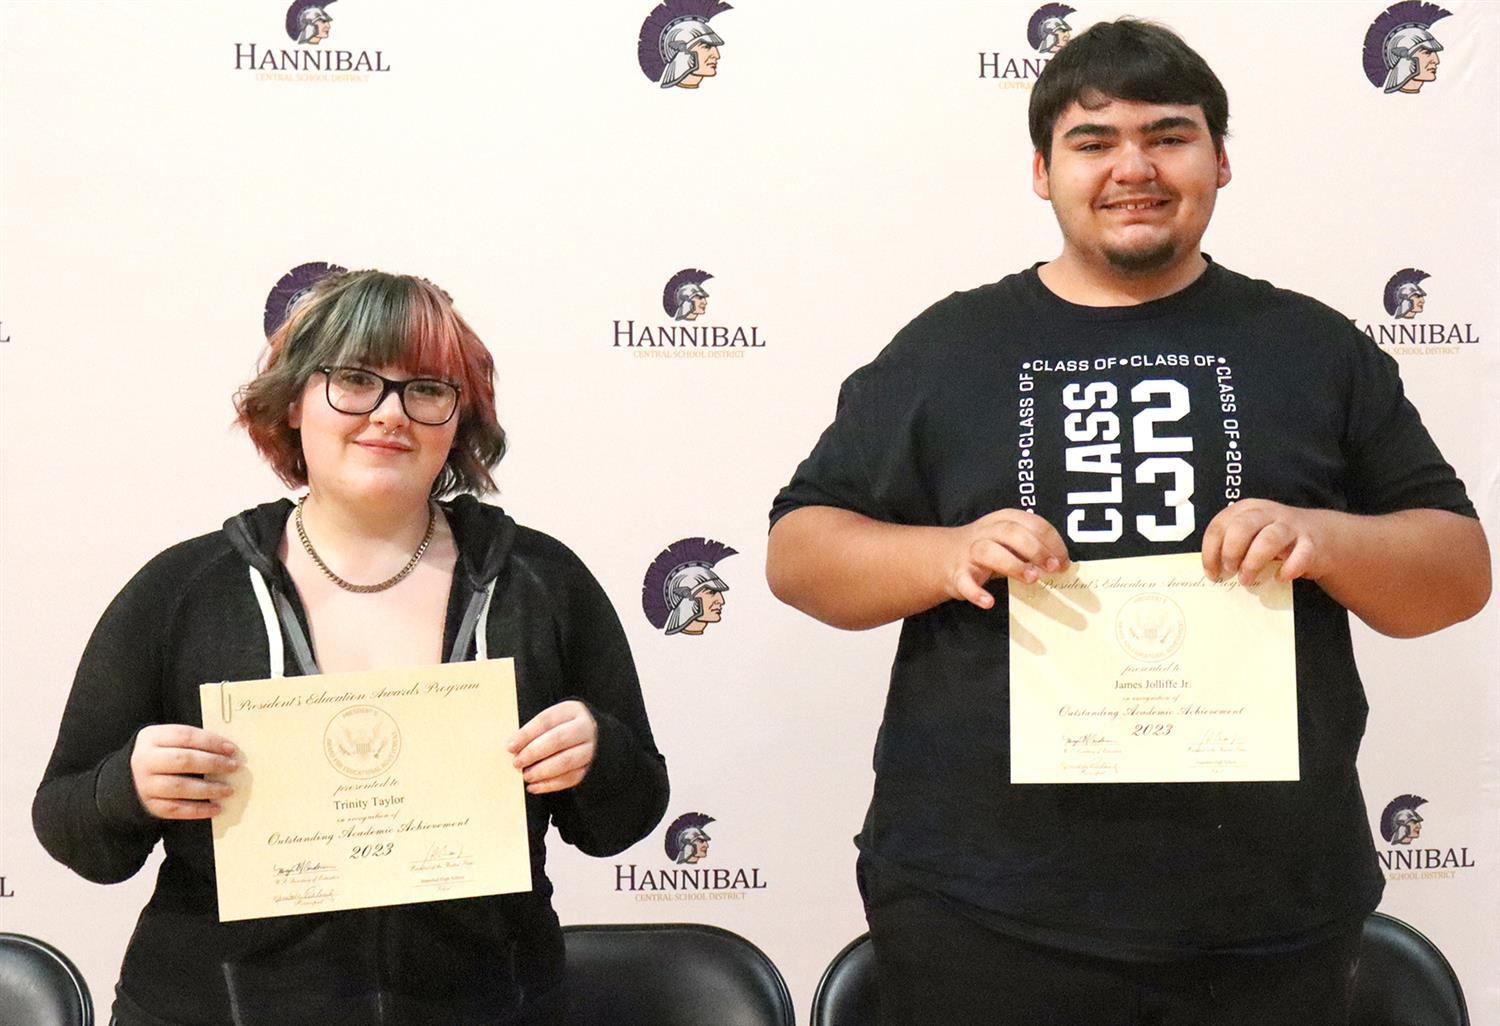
[1008, 552, 1298, 785]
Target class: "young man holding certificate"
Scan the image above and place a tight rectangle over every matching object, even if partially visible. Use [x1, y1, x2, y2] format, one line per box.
[766, 20, 1489, 1026]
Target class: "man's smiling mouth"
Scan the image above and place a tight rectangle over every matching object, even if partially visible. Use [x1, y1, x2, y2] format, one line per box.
[1102, 199, 1169, 211]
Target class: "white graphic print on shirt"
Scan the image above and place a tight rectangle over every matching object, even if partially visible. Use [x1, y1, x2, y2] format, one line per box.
[1016, 354, 1243, 548]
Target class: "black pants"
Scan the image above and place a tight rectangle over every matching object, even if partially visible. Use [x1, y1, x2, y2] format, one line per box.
[861, 864, 1361, 1026]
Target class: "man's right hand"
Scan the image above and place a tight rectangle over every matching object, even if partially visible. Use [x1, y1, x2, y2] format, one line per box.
[767, 506, 1071, 630]
[943, 509, 1071, 610]
[130, 724, 239, 820]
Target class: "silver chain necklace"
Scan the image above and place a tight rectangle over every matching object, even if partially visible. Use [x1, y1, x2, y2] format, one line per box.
[294, 495, 436, 594]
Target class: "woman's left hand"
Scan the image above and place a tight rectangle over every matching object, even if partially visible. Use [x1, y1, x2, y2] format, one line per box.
[507, 701, 597, 794]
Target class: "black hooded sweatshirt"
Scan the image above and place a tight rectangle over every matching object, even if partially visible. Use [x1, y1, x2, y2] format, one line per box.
[34, 495, 669, 1025]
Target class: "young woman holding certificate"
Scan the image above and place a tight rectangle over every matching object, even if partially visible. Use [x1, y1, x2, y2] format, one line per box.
[33, 269, 670, 1025]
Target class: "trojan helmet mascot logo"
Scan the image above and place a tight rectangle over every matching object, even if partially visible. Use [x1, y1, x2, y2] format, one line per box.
[638, 0, 731, 89]
[1382, 268, 1431, 321]
[286, 0, 337, 46]
[1362, 2, 1451, 94]
[1379, 794, 1428, 846]
[664, 812, 716, 864]
[643, 538, 736, 636]
[663, 268, 714, 321]
[1027, 4, 1076, 54]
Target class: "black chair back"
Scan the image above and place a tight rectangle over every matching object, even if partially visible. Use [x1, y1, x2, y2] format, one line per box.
[563, 923, 794, 1026]
[810, 932, 876, 1026]
[0, 933, 93, 1026]
[1352, 911, 1469, 1026]
[814, 913, 1472, 1026]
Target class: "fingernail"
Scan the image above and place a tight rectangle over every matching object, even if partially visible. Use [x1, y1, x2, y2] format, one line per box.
[1045, 558, 1060, 572]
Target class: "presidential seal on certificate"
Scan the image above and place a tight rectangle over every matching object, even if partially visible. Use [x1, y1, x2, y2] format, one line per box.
[199, 659, 531, 922]
[1008, 553, 1297, 784]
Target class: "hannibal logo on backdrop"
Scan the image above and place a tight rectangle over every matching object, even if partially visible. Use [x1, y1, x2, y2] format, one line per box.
[1385, 268, 1431, 321]
[665, 268, 713, 322]
[1029, 4, 1076, 54]
[265, 262, 348, 337]
[290, 0, 335, 45]
[1362, 2, 1451, 95]
[234, 1, 393, 81]
[642, 538, 736, 637]
[1376, 794, 1477, 881]
[612, 269, 767, 356]
[664, 812, 714, 863]
[638, 0, 731, 90]
[979, 4, 1077, 84]
[1355, 269, 1481, 354]
[614, 812, 769, 902]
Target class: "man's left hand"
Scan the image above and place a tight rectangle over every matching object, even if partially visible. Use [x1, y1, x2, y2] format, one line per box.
[1201, 499, 1328, 586]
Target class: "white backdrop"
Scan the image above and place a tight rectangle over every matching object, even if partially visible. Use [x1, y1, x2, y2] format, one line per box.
[2, 1, 1495, 1021]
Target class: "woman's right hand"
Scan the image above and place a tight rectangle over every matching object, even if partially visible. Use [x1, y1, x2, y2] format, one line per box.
[130, 725, 240, 820]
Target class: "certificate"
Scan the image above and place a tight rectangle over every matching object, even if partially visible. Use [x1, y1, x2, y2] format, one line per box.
[199, 660, 532, 922]
[1008, 553, 1297, 784]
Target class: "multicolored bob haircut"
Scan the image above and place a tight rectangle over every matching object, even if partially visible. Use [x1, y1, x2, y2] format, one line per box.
[1028, 18, 1229, 166]
[236, 269, 506, 495]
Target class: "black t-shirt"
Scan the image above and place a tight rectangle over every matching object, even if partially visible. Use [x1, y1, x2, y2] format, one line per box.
[771, 261, 1476, 960]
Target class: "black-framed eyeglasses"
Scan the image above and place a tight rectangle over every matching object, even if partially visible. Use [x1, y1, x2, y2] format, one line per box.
[318, 366, 461, 426]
